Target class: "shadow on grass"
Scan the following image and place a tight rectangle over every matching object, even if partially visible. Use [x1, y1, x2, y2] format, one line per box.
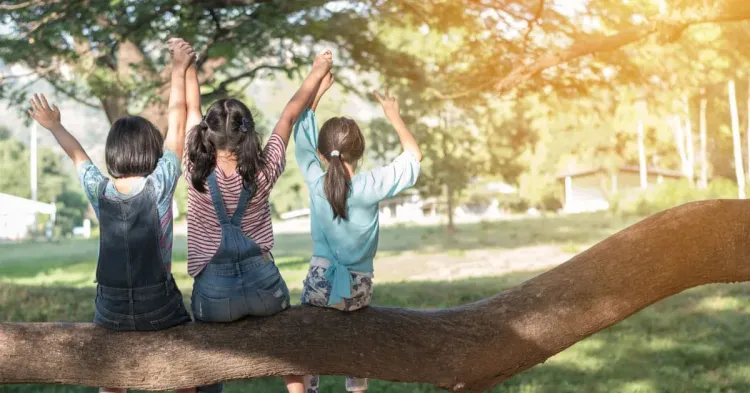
[3, 271, 750, 393]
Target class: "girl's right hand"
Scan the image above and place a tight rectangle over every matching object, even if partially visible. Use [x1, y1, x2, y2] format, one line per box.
[28, 94, 62, 131]
[311, 50, 333, 77]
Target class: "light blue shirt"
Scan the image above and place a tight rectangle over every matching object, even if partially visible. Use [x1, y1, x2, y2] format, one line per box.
[78, 149, 181, 269]
[294, 109, 421, 305]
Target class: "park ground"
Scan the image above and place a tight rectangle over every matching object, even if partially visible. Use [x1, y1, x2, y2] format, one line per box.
[2, 213, 750, 393]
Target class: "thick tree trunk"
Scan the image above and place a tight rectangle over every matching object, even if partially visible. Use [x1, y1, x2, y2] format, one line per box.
[3, 200, 750, 392]
[728, 80, 746, 198]
[699, 97, 708, 189]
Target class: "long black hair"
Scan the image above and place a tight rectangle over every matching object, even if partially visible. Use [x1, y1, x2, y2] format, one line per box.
[318, 117, 365, 220]
[105, 116, 163, 178]
[186, 99, 264, 193]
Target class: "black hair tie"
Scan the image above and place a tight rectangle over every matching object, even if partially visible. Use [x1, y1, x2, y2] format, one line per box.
[239, 117, 250, 133]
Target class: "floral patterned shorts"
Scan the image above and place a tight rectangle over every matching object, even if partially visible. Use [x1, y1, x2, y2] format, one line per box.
[300, 257, 373, 392]
[299, 258, 373, 312]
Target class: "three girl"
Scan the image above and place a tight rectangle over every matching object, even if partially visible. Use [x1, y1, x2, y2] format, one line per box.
[31, 36, 421, 393]
[293, 73, 422, 392]
[29, 39, 196, 393]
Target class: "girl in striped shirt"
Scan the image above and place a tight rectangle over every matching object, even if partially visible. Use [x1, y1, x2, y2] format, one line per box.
[182, 50, 333, 393]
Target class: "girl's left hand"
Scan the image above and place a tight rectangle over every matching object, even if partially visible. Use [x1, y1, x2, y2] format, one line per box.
[28, 94, 62, 131]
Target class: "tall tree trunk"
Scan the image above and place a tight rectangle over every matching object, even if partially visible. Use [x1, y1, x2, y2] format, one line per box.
[684, 95, 695, 186]
[699, 96, 708, 189]
[3, 200, 750, 392]
[637, 118, 647, 189]
[747, 77, 750, 181]
[671, 116, 689, 179]
[729, 80, 746, 198]
[446, 184, 455, 231]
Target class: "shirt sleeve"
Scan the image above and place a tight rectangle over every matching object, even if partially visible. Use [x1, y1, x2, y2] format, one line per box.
[293, 109, 324, 185]
[77, 161, 106, 212]
[355, 151, 421, 205]
[148, 149, 182, 211]
[260, 133, 287, 188]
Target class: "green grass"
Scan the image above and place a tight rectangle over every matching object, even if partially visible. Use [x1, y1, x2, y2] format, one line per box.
[5, 213, 750, 393]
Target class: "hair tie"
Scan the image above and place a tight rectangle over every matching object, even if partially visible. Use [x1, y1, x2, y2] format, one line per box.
[330, 150, 340, 157]
[239, 117, 250, 133]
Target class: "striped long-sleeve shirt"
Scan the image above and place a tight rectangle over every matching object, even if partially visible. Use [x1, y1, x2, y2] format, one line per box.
[185, 133, 286, 277]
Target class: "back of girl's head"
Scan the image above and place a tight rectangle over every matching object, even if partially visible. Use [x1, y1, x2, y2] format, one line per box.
[187, 98, 264, 193]
[318, 117, 365, 220]
[105, 116, 163, 178]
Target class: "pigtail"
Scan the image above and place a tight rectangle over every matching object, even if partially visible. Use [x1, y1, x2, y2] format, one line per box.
[231, 113, 265, 192]
[187, 121, 216, 193]
[324, 152, 352, 220]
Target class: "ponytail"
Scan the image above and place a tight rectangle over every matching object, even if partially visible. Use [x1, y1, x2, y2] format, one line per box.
[187, 121, 216, 193]
[324, 152, 352, 220]
[318, 117, 365, 221]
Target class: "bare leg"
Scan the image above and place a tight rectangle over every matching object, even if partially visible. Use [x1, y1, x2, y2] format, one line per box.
[284, 376, 305, 393]
[99, 388, 125, 393]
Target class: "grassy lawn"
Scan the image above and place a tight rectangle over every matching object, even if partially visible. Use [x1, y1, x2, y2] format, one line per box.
[3, 213, 750, 392]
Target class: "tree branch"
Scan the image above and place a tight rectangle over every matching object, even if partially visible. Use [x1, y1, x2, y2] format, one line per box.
[493, 0, 750, 93]
[2, 200, 750, 392]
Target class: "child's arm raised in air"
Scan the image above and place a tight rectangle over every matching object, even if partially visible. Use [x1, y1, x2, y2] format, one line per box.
[163, 38, 195, 159]
[28, 94, 91, 170]
[273, 50, 333, 146]
[184, 46, 202, 136]
[310, 72, 334, 112]
[374, 89, 422, 162]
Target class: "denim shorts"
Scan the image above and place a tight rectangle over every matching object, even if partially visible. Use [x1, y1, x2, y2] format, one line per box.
[191, 258, 291, 322]
[93, 275, 191, 331]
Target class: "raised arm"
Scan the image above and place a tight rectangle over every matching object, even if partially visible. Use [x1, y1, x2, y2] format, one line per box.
[28, 94, 91, 170]
[294, 73, 333, 185]
[310, 72, 334, 112]
[273, 50, 332, 146]
[374, 89, 422, 162]
[184, 49, 202, 137]
[163, 38, 195, 159]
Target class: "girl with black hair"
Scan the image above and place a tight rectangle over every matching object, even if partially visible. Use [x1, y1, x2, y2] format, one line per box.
[182, 50, 333, 393]
[292, 73, 422, 393]
[28, 39, 196, 393]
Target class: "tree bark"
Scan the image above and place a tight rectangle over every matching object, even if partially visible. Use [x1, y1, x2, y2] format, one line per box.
[699, 97, 708, 189]
[728, 80, 746, 198]
[3, 200, 750, 392]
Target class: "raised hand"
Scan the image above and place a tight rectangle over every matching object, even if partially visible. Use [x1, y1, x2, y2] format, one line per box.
[167, 38, 195, 70]
[28, 94, 62, 131]
[310, 72, 334, 111]
[311, 50, 333, 77]
[373, 89, 400, 119]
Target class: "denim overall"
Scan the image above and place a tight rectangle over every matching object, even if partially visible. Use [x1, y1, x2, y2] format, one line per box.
[192, 172, 291, 393]
[93, 178, 191, 331]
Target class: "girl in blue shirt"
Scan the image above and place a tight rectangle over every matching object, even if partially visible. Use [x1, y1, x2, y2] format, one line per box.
[293, 73, 422, 393]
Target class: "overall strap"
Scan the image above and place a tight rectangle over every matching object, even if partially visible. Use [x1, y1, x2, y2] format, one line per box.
[206, 171, 231, 225]
[98, 177, 110, 198]
[230, 183, 255, 226]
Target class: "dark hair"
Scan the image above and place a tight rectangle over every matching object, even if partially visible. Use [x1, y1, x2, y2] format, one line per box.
[105, 116, 164, 178]
[318, 117, 365, 220]
[187, 98, 264, 193]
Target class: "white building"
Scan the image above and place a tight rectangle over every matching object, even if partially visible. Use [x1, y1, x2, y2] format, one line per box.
[0, 193, 56, 241]
[557, 166, 685, 214]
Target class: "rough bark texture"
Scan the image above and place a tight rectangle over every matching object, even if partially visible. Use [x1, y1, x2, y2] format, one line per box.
[3, 201, 750, 391]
